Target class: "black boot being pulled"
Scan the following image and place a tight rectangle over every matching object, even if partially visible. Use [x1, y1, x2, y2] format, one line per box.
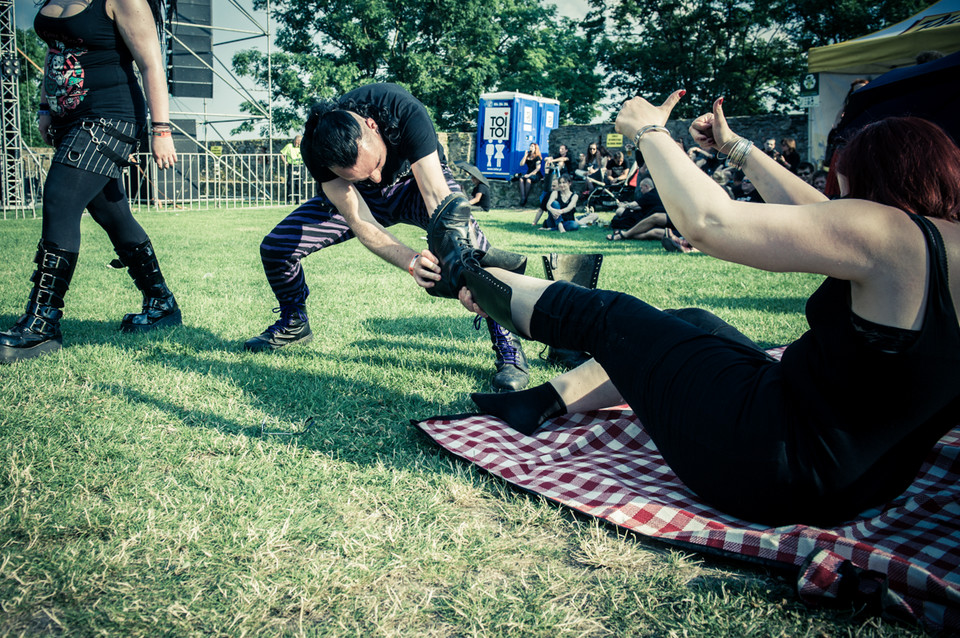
[426, 194, 528, 298]
[0, 241, 78, 364]
[480, 317, 529, 393]
[427, 193, 478, 298]
[115, 239, 182, 333]
[244, 303, 312, 352]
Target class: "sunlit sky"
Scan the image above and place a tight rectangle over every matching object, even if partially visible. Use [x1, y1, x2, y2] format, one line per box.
[16, 0, 592, 139]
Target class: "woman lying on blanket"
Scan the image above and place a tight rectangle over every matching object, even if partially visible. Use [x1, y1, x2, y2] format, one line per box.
[449, 92, 960, 527]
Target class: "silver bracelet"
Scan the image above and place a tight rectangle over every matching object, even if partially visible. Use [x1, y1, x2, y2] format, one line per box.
[723, 137, 754, 169]
[633, 124, 670, 147]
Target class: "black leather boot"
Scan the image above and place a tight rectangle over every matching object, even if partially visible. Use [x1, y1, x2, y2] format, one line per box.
[0, 241, 77, 364]
[115, 239, 182, 333]
[461, 249, 525, 337]
[244, 302, 312, 352]
[540, 253, 603, 369]
[427, 194, 528, 299]
[484, 317, 529, 393]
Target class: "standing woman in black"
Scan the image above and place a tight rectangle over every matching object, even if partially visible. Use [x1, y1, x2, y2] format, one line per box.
[0, 0, 180, 364]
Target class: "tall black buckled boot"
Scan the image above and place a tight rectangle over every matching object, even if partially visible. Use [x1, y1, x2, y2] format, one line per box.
[481, 317, 529, 393]
[115, 239, 182, 333]
[0, 241, 78, 364]
[243, 301, 312, 352]
[540, 253, 603, 369]
[427, 194, 528, 298]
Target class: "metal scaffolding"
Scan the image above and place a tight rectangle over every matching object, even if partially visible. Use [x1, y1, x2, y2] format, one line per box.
[0, 0, 24, 210]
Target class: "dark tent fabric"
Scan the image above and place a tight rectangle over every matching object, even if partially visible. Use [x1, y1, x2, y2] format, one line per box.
[837, 50, 960, 145]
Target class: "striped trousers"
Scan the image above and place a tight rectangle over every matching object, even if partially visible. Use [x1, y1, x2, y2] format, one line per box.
[258, 170, 491, 305]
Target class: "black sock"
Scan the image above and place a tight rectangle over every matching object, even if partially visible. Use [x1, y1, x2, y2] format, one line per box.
[471, 383, 567, 435]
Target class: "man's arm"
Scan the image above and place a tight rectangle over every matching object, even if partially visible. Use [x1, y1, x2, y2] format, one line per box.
[410, 151, 452, 214]
[321, 177, 442, 289]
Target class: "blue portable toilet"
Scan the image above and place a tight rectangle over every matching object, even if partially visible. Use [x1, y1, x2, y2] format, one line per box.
[476, 92, 561, 180]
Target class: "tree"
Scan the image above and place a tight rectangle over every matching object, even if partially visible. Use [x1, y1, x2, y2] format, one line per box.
[232, 0, 603, 134]
[588, 0, 929, 119]
[587, 0, 803, 119]
[784, 0, 928, 51]
[17, 29, 47, 148]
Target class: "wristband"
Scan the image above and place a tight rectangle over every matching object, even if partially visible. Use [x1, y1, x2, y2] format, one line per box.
[633, 124, 670, 147]
[39, 102, 50, 110]
[38, 110, 51, 117]
[151, 121, 172, 128]
[408, 254, 420, 277]
[151, 130, 172, 137]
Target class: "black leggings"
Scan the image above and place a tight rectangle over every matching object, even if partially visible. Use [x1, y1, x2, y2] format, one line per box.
[41, 162, 147, 253]
[529, 282, 826, 525]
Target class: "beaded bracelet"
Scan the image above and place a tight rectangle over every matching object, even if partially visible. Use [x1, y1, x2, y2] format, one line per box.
[408, 254, 420, 277]
[633, 124, 670, 147]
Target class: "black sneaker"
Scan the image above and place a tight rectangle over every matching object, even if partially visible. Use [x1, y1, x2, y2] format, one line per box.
[244, 304, 313, 352]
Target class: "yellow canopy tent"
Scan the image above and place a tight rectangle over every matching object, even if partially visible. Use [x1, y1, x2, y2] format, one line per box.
[805, 0, 960, 163]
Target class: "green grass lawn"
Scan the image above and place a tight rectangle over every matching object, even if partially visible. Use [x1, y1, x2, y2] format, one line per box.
[0, 207, 927, 636]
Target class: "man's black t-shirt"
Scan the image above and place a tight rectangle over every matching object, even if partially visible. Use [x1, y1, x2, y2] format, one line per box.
[315, 83, 445, 186]
[472, 182, 491, 211]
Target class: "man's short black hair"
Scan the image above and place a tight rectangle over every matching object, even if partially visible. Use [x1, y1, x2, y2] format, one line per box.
[301, 100, 362, 181]
[300, 91, 401, 182]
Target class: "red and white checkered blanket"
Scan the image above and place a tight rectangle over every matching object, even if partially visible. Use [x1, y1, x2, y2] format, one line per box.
[416, 358, 960, 631]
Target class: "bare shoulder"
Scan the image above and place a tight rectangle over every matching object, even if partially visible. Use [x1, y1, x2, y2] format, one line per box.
[105, 0, 151, 21]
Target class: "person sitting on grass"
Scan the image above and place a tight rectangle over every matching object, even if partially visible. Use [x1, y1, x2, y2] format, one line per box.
[534, 177, 593, 231]
[438, 91, 960, 527]
[467, 175, 490, 212]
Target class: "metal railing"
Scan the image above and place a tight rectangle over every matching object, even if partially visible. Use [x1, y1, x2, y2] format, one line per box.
[3, 152, 318, 216]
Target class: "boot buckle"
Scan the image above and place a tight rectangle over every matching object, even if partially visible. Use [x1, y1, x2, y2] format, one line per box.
[39, 252, 69, 270]
[23, 315, 53, 334]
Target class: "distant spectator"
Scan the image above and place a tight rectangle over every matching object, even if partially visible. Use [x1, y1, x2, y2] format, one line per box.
[609, 176, 665, 232]
[812, 170, 828, 194]
[763, 138, 792, 172]
[575, 142, 603, 190]
[543, 144, 573, 178]
[605, 151, 629, 185]
[467, 175, 490, 211]
[538, 176, 582, 232]
[780, 138, 801, 173]
[796, 161, 815, 184]
[689, 145, 722, 174]
[540, 144, 573, 215]
[281, 135, 303, 203]
[512, 142, 543, 207]
[736, 176, 764, 203]
[711, 168, 734, 198]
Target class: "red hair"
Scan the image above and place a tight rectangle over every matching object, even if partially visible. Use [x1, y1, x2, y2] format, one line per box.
[836, 117, 960, 221]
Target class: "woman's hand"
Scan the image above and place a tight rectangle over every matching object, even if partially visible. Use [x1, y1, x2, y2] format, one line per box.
[38, 114, 52, 145]
[410, 249, 441, 289]
[457, 286, 488, 317]
[615, 90, 685, 142]
[151, 134, 178, 170]
[688, 97, 739, 153]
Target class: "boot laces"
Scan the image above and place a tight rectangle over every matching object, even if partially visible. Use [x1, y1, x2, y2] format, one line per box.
[476, 317, 520, 366]
[267, 304, 307, 335]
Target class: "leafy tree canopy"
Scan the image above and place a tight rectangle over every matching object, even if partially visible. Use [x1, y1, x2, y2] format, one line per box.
[233, 0, 603, 134]
[586, 0, 930, 118]
[17, 29, 47, 147]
